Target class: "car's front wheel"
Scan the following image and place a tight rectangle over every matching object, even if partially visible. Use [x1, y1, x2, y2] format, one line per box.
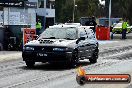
[89, 49, 98, 63]
[25, 61, 35, 68]
[68, 50, 79, 67]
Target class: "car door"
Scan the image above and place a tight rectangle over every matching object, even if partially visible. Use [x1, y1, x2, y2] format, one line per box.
[85, 29, 96, 58]
[77, 29, 87, 59]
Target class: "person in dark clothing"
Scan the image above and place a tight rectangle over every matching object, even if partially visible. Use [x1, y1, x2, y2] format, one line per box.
[85, 18, 91, 26]
[110, 26, 113, 39]
[91, 16, 97, 33]
[4, 26, 12, 50]
[122, 19, 127, 39]
[85, 16, 97, 33]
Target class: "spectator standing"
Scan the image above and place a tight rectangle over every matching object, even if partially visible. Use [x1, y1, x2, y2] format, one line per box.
[85, 16, 97, 33]
[122, 19, 127, 39]
[110, 26, 113, 39]
[36, 19, 42, 35]
[91, 16, 97, 33]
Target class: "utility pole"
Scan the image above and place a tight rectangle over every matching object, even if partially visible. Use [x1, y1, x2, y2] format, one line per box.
[109, 0, 111, 27]
[44, 0, 46, 29]
[73, 0, 75, 23]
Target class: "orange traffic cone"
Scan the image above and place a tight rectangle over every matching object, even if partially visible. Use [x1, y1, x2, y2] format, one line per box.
[77, 66, 86, 76]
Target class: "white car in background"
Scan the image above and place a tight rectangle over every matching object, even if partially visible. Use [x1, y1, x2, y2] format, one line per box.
[112, 23, 132, 33]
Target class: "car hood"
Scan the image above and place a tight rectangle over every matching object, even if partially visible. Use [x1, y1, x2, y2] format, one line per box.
[25, 39, 77, 48]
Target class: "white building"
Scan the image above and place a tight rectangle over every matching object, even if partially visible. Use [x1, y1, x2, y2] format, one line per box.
[29, 0, 55, 28]
[0, 0, 55, 50]
[0, 1, 37, 50]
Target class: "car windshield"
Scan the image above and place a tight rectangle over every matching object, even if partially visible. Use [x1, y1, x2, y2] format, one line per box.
[38, 28, 77, 40]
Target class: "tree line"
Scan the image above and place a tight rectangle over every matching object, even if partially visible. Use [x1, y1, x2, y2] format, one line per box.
[55, 0, 132, 24]
[110, 0, 132, 24]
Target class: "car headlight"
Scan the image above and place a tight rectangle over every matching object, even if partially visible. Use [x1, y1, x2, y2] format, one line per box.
[53, 48, 68, 51]
[24, 47, 34, 51]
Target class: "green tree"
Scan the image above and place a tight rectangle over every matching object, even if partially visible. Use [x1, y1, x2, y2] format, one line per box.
[110, 0, 132, 24]
[55, 0, 101, 23]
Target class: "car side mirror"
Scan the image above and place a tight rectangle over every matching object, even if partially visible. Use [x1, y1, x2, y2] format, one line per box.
[76, 37, 85, 44]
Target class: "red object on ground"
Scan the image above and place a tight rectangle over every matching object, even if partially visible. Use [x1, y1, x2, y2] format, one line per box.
[96, 26, 110, 40]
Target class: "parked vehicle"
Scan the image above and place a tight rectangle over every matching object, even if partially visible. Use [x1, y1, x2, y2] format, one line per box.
[22, 25, 99, 68]
[112, 23, 132, 33]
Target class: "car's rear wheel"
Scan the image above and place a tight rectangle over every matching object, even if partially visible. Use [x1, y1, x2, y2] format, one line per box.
[25, 61, 35, 68]
[89, 49, 98, 63]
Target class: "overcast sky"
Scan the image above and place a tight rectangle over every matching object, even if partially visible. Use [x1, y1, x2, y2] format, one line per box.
[99, 0, 105, 5]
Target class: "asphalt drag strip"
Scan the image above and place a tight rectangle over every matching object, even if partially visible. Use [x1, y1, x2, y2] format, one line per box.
[0, 41, 132, 88]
